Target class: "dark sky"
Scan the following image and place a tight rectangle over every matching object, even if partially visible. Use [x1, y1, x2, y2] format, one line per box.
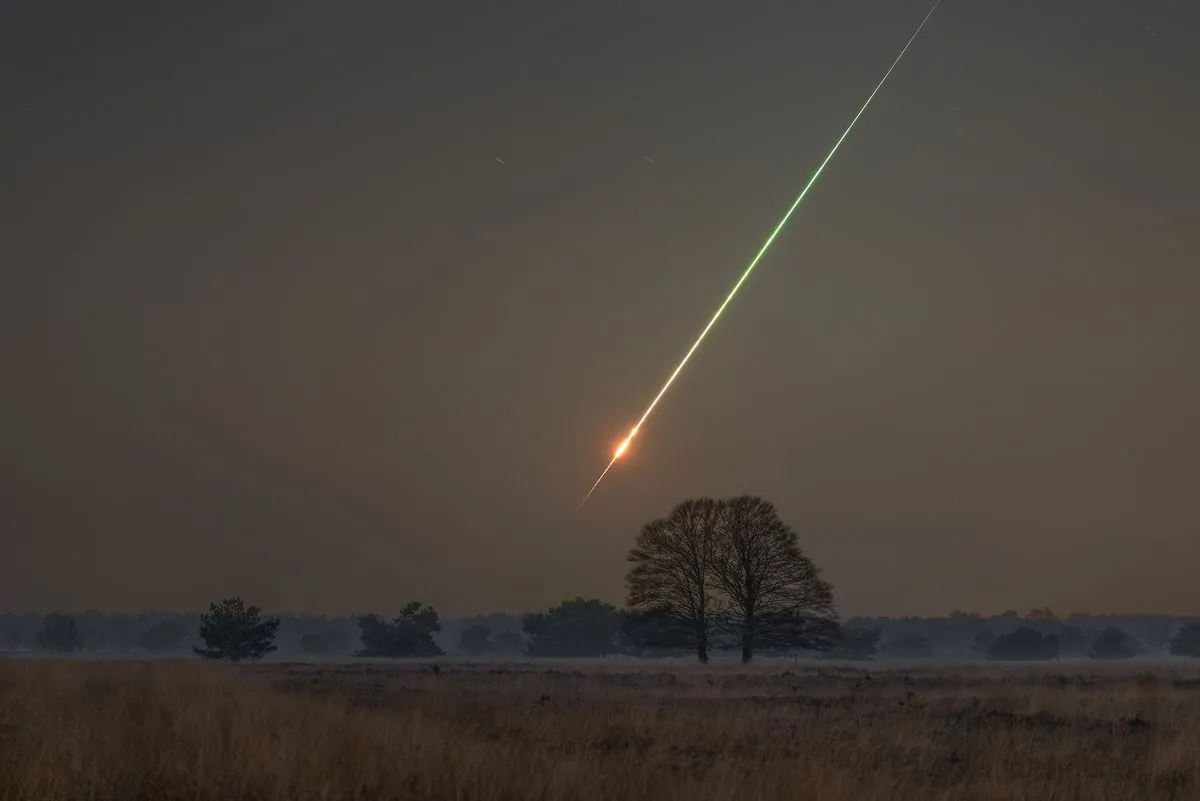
[3, 0, 1198, 618]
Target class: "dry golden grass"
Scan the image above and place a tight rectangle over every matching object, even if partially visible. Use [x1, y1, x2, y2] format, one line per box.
[2, 658, 1199, 800]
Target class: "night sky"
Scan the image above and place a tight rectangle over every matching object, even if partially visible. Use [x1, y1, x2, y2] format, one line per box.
[3, 1, 1197, 617]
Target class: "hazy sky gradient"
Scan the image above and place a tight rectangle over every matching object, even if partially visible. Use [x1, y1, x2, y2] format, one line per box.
[3, 0, 1198, 616]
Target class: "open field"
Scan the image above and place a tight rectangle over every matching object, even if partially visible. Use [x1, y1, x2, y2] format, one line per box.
[3, 659, 1200, 800]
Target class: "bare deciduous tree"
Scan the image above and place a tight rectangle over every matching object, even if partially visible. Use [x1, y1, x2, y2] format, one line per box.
[626, 498, 722, 662]
[712, 495, 836, 663]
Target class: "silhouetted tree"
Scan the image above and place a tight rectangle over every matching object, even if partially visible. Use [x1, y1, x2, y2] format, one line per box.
[1057, 625, 1088, 655]
[782, 616, 840, 657]
[618, 609, 692, 657]
[299, 628, 352, 657]
[626, 498, 723, 662]
[523, 598, 619, 657]
[827, 626, 880, 660]
[617, 610, 652, 657]
[986, 627, 1058, 661]
[882, 633, 933, 659]
[194, 597, 279, 662]
[493, 630, 526, 655]
[948, 610, 982, 621]
[37, 612, 82, 654]
[1027, 607, 1058, 622]
[70, 610, 108, 652]
[711, 496, 835, 662]
[137, 619, 188, 654]
[356, 615, 395, 656]
[1169, 622, 1200, 658]
[3, 624, 25, 649]
[1090, 627, 1138, 660]
[356, 602, 444, 658]
[459, 624, 494, 656]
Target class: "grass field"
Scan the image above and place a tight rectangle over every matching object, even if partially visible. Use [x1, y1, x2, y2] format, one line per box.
[3, 659, 1199, 800]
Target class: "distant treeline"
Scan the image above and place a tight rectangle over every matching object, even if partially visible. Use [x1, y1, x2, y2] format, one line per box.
[5, 497, 1200, 664]
[4, 606, 1200, 662]
[838, 610, 1200, 661]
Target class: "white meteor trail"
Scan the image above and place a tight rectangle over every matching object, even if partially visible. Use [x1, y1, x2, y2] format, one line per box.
[577, 0, 942, 511]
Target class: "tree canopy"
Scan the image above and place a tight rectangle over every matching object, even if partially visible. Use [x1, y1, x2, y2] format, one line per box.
[356, 602, 444, 658]
[37, 612, 82, 654]
[713, 495, 836, 662]
[626, 498, 723, 662]
[1090, 628, 1139, 660]
[626, 495, 836, 662]
[194, 597, 279, 663]
[523, 598, 620, 658]
[1169, 622, 1200, 658]
[986, 628, 1058, 661]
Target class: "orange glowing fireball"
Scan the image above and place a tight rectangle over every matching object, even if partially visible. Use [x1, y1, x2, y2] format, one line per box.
[613, 438, 631, 460]
[613, 426, 639, 460]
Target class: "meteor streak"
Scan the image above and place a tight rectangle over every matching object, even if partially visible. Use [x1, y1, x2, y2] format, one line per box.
[578, 0, 942, 510]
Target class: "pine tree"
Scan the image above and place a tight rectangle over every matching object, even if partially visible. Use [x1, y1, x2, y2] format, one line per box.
[194, 597, 279, 662]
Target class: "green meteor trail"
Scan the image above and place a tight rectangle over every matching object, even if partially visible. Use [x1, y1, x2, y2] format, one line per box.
[578, 0, 942, 510]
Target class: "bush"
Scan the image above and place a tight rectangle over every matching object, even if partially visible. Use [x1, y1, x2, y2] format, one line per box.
[1169, 622, 1200, 658]
[195, 598, 279, 663]
[356, 603, 443, 658]
[1090, 628, 1138, 660]
[986, 628, 1057, 661]
[37, 612, 82, 654]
